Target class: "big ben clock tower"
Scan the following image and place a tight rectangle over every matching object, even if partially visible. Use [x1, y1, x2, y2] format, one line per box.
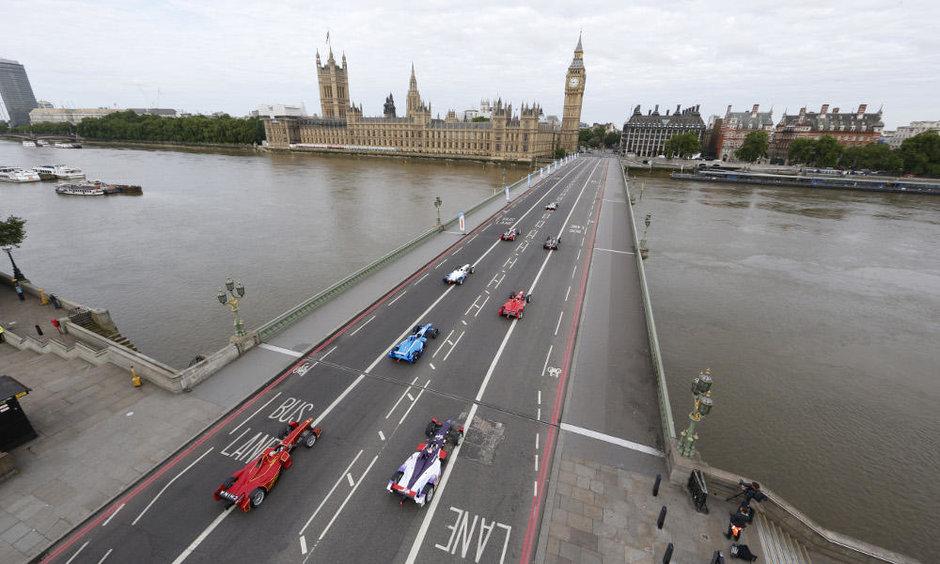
[561, 34, 586, 153]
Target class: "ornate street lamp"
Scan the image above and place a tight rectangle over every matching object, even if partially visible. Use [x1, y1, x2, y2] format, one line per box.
[434, 196, 443, 231]
[2, 245, 27, 281]
[639, 213, 651, 260]
[217, 275, 246, 338]
[677, 368, 714, 457]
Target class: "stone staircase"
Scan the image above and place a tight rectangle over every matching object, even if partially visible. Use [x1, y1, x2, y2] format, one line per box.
[68, 308, 139, 351]
[754, 510, 813, 564]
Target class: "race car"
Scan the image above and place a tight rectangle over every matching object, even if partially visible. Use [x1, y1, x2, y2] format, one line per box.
[389, 323, 440, 362]
[387, 417, 464, 507]
[544, 236, 561, 250]
[498, 290, 532, 319]
[500, 227, 521, 241]
[443, 264, 474, 285]
[214, 418, 321, 512]
[546, 201, 558, 210]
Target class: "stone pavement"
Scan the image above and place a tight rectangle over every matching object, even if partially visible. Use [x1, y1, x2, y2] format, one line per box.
[0, 282, 80, 348]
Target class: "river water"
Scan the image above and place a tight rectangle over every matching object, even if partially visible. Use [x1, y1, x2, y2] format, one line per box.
[0, 141, 528, 369]
[2, 143, 936, 558]
[630, 172, 939, 560]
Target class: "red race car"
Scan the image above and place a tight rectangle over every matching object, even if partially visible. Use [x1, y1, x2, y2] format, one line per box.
[500, 227, 521, 241]
[498, 290, 532, 319]
[213, 418, 321, 512]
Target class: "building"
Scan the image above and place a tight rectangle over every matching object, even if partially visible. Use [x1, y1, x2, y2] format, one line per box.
[715, 104, 774, 161]
[888, 120, 940, 149]
[700, 114, 722, 160]
[28, 107, 120, 124]
[768, 104, 883, 163]
[264, 38, 585, 161]
[620, 104, 705, 157]
[0, 58, 38, 127]
[252, 104, 307, 119]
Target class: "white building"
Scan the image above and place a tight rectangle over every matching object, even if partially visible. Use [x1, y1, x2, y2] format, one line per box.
[889, 120, 940, 149]
[28, 107, 121, 124]
[253, 103, 307, 119]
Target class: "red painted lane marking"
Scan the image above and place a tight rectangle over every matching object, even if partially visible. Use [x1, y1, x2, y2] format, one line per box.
[41, 173, 554, 564]
[520, 163, 608, 563]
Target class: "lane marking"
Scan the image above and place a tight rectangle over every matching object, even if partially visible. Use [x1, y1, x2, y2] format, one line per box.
[533, 481, 538, 497]
[442, 330, 464, 362]
[258, 343, 303, 357]
[407, 393, 415, 401]
[300, 535, 308, 555]
[378, 430, 385, 441]
[386, 377, 420, 419]
[101, 503, 124, 527]
[541, 345, 553, 377]
[560, 423, 665, 457]
[398, 380, 431, 426]
[537, 390, 541, 405]
[349, 315, 376, 336]
[433, 330, 456, 358]
[318, 455, 380, 541]
[171, 505, 235, 564]
[229, 392, 282, 435]
[536, 433, 540, 450]
[554, 312, 564, 336]
[96, 548, 113, 564]
[132, 447, 214, 526]
[571, 265, 577, 278]
[298, 450, 364, 535]
[565, 286, 571, 301]
[415, 273, 429, 284]
[474, 295, 489, 317]
[65, 542, 89, 564]
[429, 363, 436, 370]
[534, 454, 539, 472]
[320, 346, 337, 360]
[346, 473, 355, 487]
[595, 247, 635, 255]
[387, 291, 407, 306]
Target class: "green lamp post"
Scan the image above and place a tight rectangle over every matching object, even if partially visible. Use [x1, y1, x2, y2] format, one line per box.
[217, 275, 246, 338]
[434, 196, 443, 231]
[677, 368, 714, 458]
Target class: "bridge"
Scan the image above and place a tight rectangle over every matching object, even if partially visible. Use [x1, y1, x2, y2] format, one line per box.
[1, 156, 916, 563]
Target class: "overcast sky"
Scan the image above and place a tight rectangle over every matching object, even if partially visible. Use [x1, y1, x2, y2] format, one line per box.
[2, 0, 937, 130]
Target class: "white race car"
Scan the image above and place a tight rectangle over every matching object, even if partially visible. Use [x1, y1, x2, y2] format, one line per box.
[443, 264, 474, 285]
[387, 417, 463, 506]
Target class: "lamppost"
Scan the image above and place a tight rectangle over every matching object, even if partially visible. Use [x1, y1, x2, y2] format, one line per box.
[639, 213, 651, 260]
[677, 368, 714, 458]
[2, 246, 26, 281]
[434, 196, 443, 231]
[217, 275, 246, 338]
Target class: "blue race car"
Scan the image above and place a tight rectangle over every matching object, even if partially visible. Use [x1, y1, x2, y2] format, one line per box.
[389, 323, 440, 363]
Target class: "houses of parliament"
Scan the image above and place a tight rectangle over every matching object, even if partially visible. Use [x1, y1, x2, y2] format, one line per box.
[263, 37, 586, 162]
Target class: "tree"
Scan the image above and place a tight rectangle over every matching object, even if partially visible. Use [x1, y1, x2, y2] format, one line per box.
[899, 131, 940, 177]
[813, 135, 844, 168]
[787, 138, 816, 164]
[604, 131, 621, 148]
[663, 132, 701, 158]
[553, 147, 568, 159]
[0, 215, 26, 247]
[471, 116, 489, 122]
[735, 131, 769, 162]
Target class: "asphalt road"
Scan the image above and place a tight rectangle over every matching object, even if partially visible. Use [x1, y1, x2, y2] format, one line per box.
[39, 156, 612, 564]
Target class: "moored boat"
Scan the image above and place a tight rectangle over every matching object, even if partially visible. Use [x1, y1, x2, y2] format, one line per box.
[22, 140, 38, 147]
[0, 166, 41, 182]
[34, 164, 85, 179]
[54, 142, 82, 149]
[55, 182, 104, 196]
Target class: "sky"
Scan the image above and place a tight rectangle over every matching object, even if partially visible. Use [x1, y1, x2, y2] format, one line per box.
[2, 0, 938, 130]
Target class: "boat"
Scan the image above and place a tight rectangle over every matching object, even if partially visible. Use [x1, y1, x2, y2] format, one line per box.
[22, 140, 38, 147]
[34, 164, 85, 179]
[26, 168, 57, 181]
[36, 139, 48, 146]
[54, 142, 82, 149]
[0, 166, 41, 182]
[55, 182, 104, 196]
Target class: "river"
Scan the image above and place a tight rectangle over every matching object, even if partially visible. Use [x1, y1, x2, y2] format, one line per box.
[630, 171, 939, 561]
[0, 141, 529, 369]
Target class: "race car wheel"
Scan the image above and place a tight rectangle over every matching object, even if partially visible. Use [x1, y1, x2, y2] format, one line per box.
[457, 278, 463, 285]
[421, 484, 435, 506]
[446, 430, 463, 446]
[413, 325, 421, 334]
[518, 311, 524, 319]
[432, 329, 440, 338]
[425, 420, 442, 437]
[526, 294, 532, 303]
[469, 267, 474, 274]
[302, 430, 317, 448]
[249, 487, 266, 508]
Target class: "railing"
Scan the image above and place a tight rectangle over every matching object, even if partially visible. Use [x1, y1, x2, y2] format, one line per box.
[257, 173, 533, 341]
[618, 158, 676, 440]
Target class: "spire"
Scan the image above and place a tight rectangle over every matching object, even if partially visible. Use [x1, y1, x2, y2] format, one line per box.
[328, 47, 335, 64]
[575, 32, 583, 53]
[410, 62, 417, 89]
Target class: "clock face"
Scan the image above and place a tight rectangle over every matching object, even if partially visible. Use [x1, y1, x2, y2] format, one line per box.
[569, 76, 580, 87]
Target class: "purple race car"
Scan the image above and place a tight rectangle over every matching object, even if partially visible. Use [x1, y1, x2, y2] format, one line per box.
[387, 417, 464, 507]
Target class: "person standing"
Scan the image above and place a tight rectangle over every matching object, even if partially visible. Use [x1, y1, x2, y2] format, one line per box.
[725, 504, 752, 541]
[15, 282, 25, 301]
[0, 323, 5, 343]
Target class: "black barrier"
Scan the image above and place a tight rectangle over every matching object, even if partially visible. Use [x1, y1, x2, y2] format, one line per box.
[653, 474, 661, 496]
[662, 542, 674, 563]
[657, 505, 667, 529]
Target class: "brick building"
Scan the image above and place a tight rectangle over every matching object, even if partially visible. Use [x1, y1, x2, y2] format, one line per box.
[620, 104, 705, 157]
[715, 104, 774, 161]
[769, 104, 883, 163]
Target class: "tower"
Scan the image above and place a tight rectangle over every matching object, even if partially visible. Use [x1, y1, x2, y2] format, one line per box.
[406, 63, 422, 118]
[316, 49, 350, 119]
[0, 58, 38, 127]
[560, 35, 586, 153]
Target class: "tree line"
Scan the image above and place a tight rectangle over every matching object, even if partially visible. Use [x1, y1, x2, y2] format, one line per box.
[3, 111, 266, 145]
[733, 130, 940, 177]
[579, 125, 621, 150]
